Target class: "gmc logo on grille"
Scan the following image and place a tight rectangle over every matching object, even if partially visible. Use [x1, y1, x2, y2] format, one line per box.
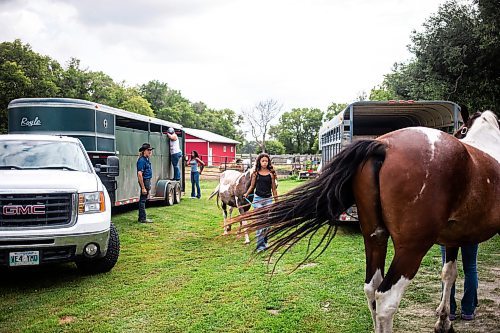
[2, 205, 46, 215]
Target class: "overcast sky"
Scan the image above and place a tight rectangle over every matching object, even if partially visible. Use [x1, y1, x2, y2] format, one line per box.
[1, 0, 447, 114]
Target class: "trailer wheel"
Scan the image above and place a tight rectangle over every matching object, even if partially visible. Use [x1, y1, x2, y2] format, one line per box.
[165, 183, 174, 206]
[76, 222, 120, 274]
[173, 183, 181, 204]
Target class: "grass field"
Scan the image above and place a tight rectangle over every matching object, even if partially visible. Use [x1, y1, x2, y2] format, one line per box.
[0, 179, 498, 333]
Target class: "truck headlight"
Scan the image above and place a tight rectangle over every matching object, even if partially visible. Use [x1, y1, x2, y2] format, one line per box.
[78, 191, 105, 214]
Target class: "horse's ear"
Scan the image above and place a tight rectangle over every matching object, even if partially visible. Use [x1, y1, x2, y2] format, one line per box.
[459, 104, 469, 123]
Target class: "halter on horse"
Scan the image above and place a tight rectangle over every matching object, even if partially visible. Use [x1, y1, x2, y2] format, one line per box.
[234, 111, 500, 333]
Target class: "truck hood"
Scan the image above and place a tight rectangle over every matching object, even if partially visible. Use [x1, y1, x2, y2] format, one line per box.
[0, 170, 100, 192]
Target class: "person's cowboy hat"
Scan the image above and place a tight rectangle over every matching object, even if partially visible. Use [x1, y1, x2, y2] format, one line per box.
[139, 143, 155, 152]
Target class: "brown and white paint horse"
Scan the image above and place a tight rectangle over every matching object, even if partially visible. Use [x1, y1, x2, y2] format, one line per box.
[209, 169, 253, 244]
[234, 110, 499, 333]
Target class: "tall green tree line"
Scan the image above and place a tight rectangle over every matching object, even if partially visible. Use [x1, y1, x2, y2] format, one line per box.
[0, 39, 244, 143]
[372, 0, 499, 115]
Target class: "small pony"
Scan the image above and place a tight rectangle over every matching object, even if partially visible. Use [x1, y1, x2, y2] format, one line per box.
[209, 169, 253, 244]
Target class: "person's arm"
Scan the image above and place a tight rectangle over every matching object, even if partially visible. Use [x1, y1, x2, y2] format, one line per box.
[243, 173, 256, 198]
[196, 157, 205, 173]
[167, 132, 178, 141]
[137, 171, 147, 194]
[271, 172, 278, 201]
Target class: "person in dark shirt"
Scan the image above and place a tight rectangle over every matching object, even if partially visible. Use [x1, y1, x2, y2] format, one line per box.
[137, 143, 154, 223]
[243, 153, 278, 252]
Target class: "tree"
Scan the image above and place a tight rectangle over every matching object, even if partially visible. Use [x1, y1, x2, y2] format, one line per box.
[356, 91, 368, 101]
[0, 40, 247, 141]
[239, 140, 258, 154]
[139, 80, 191, 122]
[270, 108, 323, 154]
[0, 39, 63, 133]
[243, 99, 282, 153]
[192, 101, 207, 114]
[120, 95, 154, 117]
[380, 0, 499, 115]
[324, 102, 348, 121]
[59, 58, 125, 107]
[199, 108, 245, 142]
[255, 140, 285, 155]
[369, 84, 397, 101]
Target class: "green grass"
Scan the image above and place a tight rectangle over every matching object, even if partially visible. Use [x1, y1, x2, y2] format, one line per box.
[0, 178, 498, 333]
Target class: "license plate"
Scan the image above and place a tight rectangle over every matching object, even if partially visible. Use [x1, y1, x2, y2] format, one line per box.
[9, 251, 40, 266]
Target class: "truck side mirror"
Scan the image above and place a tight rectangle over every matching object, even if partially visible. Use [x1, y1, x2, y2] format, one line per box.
[106, 156, 120, 177]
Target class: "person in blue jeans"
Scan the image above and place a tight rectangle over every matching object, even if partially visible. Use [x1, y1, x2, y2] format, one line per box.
[189, 150, 205, 199]
[440, 245, 479, 321]
[243, 153, 278, 252]
[137, 143, 154, 223]
[166, 127, 182, 181]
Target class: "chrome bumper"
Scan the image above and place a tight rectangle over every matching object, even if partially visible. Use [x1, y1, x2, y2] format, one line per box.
[0, 229, 110, 258]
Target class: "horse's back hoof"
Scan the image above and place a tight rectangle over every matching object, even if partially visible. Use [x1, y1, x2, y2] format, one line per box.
[434, 322, 455, 333]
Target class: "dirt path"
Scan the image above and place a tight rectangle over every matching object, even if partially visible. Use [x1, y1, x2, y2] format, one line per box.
[396, 255, 500, 332]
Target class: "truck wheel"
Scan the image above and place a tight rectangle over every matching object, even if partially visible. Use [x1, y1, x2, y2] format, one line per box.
[76, 223, 120, 274]
[173, 183, 181, 204]
[165, 183, 174, 206]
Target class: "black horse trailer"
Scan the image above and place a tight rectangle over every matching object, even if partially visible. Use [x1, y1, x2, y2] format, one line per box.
[8, 98, 185, 207]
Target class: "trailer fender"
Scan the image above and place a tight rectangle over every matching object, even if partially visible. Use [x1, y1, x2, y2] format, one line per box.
[155, 179, 172, 198]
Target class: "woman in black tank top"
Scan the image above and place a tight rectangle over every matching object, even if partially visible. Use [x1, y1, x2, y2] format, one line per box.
[243, 153, 278, 252]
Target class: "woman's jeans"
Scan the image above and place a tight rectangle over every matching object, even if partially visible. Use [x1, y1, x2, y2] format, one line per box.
[191, 171, 201, 198]
[138, 178, 151, 221]
[253, 195, 273, 251]
[171, 152, 182, 181]
[440, 244, 479, 315]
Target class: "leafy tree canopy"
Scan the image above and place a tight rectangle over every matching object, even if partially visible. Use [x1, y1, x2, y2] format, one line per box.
[0, 40, 245, 141]
[270, 108, 323, 154]
[324, 102, 348, 121]
[379, 0, 499, 115]
[256, 140, 285, 155]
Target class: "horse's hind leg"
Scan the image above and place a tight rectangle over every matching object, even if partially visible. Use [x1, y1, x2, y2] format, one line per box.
[362, 232, 389, 329]
[435, 247, 458, 333]
[354, 157, 389, 329]
[375, 244, 432, 333]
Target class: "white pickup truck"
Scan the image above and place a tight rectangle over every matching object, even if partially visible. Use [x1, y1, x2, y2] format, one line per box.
[0, 134, 120, 274]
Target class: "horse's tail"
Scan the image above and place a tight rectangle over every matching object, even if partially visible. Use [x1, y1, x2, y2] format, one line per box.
[209, 184, 220, 208]
[234, 139, 386, 261]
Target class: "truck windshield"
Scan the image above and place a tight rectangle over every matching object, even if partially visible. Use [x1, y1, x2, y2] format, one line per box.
[0, 140, 92, 172]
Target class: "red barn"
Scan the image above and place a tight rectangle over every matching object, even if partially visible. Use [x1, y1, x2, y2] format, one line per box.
[184, 128, 239, 166]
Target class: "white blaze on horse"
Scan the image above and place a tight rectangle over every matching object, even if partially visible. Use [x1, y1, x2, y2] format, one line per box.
[209, 169, 253, 244]
[234, 110, 500, 333]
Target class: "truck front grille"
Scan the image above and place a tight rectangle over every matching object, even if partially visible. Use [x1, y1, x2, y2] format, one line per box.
[0, 193, 74, 228]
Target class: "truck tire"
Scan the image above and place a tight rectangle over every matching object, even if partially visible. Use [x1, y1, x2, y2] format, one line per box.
[76, 222, 120, 274]
[173, 183, 181, 204]
[165, 183, 174, 206]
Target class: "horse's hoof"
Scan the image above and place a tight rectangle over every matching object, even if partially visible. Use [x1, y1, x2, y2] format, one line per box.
[434, 320, 454, 333]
